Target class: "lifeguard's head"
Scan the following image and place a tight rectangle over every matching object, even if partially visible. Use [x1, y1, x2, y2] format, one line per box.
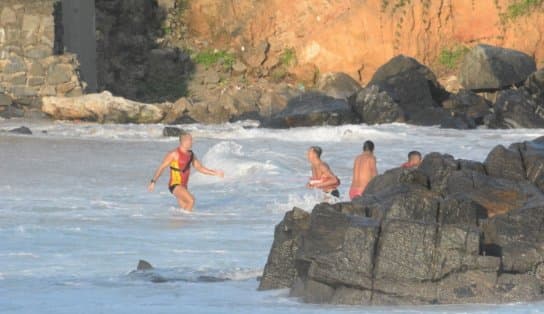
[178, 131, 193, 149]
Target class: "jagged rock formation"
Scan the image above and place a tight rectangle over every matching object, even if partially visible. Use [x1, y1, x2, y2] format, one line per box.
[259, 136, 544, 305]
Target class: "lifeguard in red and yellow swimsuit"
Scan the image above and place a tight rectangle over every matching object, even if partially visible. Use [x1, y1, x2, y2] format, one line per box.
[148, 131, 224, 211]
[168, 148, 193, 192]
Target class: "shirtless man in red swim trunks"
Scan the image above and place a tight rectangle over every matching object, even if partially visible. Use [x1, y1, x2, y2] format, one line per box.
[306, 146, 341, 199]
[349, 140, 377, 200]
[148, 131, 224, 211]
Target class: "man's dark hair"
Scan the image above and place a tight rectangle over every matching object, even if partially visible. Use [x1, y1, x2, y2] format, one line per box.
[363, 141, 374, 152]
[310, 146, 322, 158]
[408, 151, 421, 159]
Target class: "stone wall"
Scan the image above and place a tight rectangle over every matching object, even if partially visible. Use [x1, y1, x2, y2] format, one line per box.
[0, 0, 84, 118]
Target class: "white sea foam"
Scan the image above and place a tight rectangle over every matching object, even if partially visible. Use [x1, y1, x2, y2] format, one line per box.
[2, 252, 40, 258]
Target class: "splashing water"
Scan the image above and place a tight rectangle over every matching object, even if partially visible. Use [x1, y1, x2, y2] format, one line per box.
[1, 119, 544, 313]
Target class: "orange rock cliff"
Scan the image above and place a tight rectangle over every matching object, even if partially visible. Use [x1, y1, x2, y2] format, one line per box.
[178, 0, 544, 83]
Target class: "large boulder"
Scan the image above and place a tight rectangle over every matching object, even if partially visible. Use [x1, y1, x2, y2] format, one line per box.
[442, 90, 491, 126]
[260, 136, 544, 305]
[265, 92, 357, 128]
[485, 88, 544, 129]
[459, 44, 536, 91]
[367, 55, 449, 121]
[259, 207, 310, 290]
[316, 72, 361, 100]
[524, 68, 544, 98]
[514, 137, 544, 192]
[484, 145, 525, 181]
[350, 85, 404, 124]
[41, 91, 167, 123]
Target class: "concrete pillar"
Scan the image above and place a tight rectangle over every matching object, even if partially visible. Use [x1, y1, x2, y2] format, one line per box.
[61, 0, 97, 92]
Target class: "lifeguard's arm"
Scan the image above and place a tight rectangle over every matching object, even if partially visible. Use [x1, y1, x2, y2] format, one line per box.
[315, 163, 338, 189]
[193, 158, 224, 177]
[147, 151, 175, 192]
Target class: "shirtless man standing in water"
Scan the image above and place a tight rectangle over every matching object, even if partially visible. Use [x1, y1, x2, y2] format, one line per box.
[349, 140, 377, 200]
[306, 146, 341, 198]
[148, 131, 224, 211]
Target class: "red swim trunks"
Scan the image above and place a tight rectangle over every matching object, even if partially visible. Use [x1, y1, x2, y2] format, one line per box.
[349, 187, 364, 200]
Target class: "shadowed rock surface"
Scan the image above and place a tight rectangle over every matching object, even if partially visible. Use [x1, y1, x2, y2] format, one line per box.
[460, 44, 537, 91]
[260, 136, 544, 305]
[266, 92, 358, 128]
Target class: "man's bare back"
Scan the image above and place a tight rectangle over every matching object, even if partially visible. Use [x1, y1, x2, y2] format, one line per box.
[350, 141, 377, 200]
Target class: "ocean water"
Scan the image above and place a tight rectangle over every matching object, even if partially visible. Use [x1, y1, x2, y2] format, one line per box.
[1, 119, 544, 314]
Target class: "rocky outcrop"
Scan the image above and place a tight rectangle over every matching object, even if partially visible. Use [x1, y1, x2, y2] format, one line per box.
[460, 44, 537, 91]
[351, 55, 478, 129]
[351, 85, 405, 125]
[485, 68, 544, 129]
[260, 136, 544, 305]
[266, 92, 357, 128]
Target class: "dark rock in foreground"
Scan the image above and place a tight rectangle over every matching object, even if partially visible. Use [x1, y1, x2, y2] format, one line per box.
[260, 136, 544, 305]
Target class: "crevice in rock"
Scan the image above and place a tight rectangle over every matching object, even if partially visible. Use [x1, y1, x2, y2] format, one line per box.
[516, 142, 529, 180]
[368, 219, 383, 302]
[428, 264, 469, 283]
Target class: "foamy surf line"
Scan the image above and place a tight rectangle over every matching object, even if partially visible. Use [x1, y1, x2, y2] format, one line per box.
[2, 119, 543, 144]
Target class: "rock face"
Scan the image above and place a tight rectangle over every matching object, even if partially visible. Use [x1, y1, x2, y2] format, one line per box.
[316, 72, 361, 100]
[352, 55, 480, 129]
[178, 0, 544, 84]
[460, 45, 537, 91]
[368, 55, 448, 114]
[260, 136, 544, 305]
[485, 68, 544, 129]
[351, 85, 405, 125]
[266, 92, 358, 128]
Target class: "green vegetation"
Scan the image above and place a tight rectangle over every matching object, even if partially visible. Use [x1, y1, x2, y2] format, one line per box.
[279, 48, 297, 67]
[380, 0, 411, 12]
[193, 50, 235, 70]
[137, 77, 188, 103]
[269, 48, 297, 82]
[438, 45, 470, 70]
[270, 67, 288, 82]
[175, 0, 189, 14]
[503, 0, 543, 20]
